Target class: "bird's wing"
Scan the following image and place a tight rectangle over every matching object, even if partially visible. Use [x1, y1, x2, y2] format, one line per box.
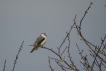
[34, 36, 45, 45]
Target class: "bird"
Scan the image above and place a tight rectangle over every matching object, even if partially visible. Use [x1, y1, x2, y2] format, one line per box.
[29, 33, 47, 53]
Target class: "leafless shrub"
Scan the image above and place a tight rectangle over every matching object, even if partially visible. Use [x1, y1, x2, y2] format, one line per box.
[43, 2, 106, 71]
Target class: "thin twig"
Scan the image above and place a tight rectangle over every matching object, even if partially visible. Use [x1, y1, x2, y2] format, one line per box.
[58, 15, 76, 55]
[49, 57, 72, 70]
[67, 33, 72, 63]
[49, 57, 61, 62]
[48, 57, 54, 71]
[3, 59, 6, 71]
[79, 2, 93, 31]
[99, 35, 106, 50]
[76, 43, 83, 58]
[61, 46, 68, 56]
[11, 41, 24, 71]
[73, 14, 77, 21]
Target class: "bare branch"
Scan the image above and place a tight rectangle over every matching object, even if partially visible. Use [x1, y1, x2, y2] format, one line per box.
[11, 41, 24, 71]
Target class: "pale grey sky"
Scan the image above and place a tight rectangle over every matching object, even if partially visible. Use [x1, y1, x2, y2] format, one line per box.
[0, 0, 106, 71]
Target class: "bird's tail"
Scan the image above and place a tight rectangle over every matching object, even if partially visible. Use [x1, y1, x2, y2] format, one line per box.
[30, 46, 40, 53]
[30, 48, 35, 53]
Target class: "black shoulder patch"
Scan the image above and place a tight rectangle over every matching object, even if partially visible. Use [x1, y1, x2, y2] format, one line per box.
[38, 38, 45, 45]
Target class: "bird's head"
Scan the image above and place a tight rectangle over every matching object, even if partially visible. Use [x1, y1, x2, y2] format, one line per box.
[41, 33, 47, 37]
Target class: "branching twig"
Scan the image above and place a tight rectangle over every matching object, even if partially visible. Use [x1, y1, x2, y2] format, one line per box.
[55, 60, 66, 71]
[11, 41, 24, 71]
[43, 47, 73, 69]
[75, 2, 106, 71]
[48, 57, 54, 71]
[75, 2, 106, 64]
[49, 57, 72, 70]
[79, 2, 93, 31]
[58, 15, 76, 55]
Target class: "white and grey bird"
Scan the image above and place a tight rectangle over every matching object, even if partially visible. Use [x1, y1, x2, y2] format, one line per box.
[29, 33, 47, 53]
